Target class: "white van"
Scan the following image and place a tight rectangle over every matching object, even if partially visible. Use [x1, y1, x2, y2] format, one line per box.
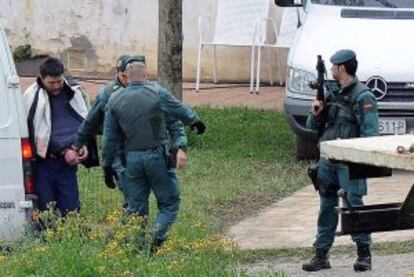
[275, 0, 414, 159]
[0, 27, 35, 242]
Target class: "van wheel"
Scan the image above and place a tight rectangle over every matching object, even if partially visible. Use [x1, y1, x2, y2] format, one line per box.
[295, 135, 319, 160]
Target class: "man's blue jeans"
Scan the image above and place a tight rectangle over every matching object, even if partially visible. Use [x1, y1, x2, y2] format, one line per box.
[35, 158, 80, 215]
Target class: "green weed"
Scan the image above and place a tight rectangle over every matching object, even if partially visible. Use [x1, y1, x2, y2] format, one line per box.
[0, 108, 309, 276]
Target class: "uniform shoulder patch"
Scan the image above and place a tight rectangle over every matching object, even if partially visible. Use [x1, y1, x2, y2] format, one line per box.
[363, 103, 374, 110]
[357, 91, 376, 109]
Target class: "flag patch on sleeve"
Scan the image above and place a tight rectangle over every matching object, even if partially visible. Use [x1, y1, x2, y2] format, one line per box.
[363, 103, 374, 110]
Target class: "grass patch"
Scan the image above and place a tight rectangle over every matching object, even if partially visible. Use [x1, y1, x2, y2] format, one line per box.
[2, 107, 410, 275]
[0, 107, 308, 275]
[181, 107, 308, 226]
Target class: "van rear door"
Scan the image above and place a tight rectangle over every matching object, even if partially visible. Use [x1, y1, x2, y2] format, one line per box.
[0, 27, 30, 242]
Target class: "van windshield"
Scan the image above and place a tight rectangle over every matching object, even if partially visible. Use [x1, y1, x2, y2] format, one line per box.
[311, 0, 414, 8]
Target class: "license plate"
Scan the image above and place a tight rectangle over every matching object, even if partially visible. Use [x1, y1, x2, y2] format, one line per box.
[379, 118, 406, 135]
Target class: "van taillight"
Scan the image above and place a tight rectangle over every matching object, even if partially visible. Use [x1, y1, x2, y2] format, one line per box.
[21, 139, 35, 194]
[22, 139, 33, 159]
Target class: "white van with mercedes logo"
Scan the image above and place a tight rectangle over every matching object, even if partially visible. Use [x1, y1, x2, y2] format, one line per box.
[275, 0, 414, 159]
[0, 27, 36, 242]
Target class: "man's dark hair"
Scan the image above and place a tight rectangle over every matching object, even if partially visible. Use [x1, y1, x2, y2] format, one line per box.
[40, 57, 64, 78]
[341, 57, 358, 76]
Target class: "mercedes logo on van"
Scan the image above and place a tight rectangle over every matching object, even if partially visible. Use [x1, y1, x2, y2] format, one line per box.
[365, 76, 388, 100]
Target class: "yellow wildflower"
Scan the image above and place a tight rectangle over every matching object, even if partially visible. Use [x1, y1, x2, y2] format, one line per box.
[167, 259, 178, 270]
[34, 246, 47, 253]
[105, 209, 122, 226]
[127, 214, 143, 225]
[45, 229, 55, 240]
[96, 265, 106, 273]
[122, 270, 133, 277]
[115, 230, 127, 241]
[89, 228, 104, 241]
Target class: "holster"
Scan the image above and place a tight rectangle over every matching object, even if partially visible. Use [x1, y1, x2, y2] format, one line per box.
[118, 150, 127, 167]
[166, 148, 178, 169]
[318, 179, 340, 197]
[307, 163, 319, 191]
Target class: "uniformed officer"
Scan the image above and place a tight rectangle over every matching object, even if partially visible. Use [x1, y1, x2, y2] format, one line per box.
[302, 49, 379, 272]
[102, 61, 205, 252]
[74, 55, 189, 207]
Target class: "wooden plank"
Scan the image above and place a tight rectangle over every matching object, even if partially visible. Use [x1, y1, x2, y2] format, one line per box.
[320, 134, 414, 171]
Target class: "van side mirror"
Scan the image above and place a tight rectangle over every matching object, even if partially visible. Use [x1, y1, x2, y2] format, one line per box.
[274, 0, 303, 7]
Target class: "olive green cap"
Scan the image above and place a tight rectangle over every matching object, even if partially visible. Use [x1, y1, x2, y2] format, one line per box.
[330, 49, 356, 64]
[116, 55, 146, 72]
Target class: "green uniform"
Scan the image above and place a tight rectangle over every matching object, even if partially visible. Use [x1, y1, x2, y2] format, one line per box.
[306, 77, 379, 252]
[102, 81, 199, 246]
[75, 79, 188, 200]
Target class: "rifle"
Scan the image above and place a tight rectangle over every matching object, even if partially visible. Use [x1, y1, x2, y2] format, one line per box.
[308, 55, 327, 137]
[306, 55, 327, 192]
[309, 55, 327, 102]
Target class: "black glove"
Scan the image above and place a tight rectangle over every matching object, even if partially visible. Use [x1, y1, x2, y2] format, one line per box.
[190, 120, 206, 135]
[103, 166, 117, 189]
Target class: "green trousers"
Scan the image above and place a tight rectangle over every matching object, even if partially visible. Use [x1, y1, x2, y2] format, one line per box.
[314, 158, 371, 251]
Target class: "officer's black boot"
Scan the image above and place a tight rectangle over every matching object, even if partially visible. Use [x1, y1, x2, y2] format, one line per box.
[353, 245, 372, 271]
[302, 249, 331, 272]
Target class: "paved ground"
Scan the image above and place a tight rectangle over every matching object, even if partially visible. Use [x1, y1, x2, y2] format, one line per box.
[229, 171, 414, 250]
[247, 253, 414, 277]
[232, 171, 414, 276]
[19, 78, 284, 111]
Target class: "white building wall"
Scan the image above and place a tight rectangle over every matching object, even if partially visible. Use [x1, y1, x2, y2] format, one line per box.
[0, 0, 287, 82]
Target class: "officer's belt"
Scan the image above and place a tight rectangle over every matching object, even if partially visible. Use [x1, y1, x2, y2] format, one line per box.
[327, 116, 357, 125]
[124, 138, 169, 151]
